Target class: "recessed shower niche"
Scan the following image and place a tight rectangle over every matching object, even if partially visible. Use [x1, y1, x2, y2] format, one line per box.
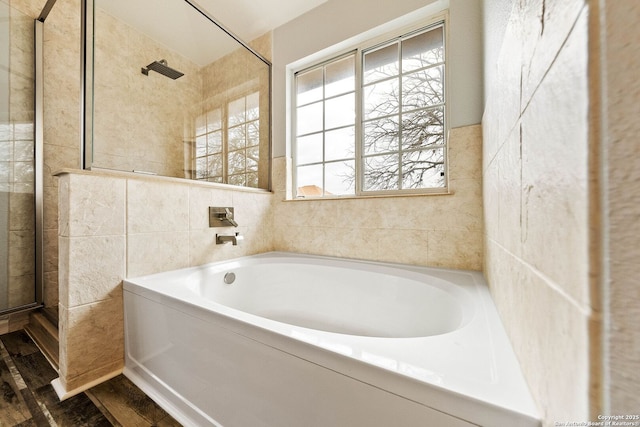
[82, 0, 271, 190]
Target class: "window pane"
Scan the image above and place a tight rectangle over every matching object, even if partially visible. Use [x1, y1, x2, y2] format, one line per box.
[297, 67, 323, 105]
[195, 157, 207, 179]
[297, 102, 323, 135]
[228, 125, 246, 151]
[208, 155, 223, 176]
[325, 55, 355, 98]
[207, 109, 222, 131]
[325, 126, 354, 162]
[363, 154, 399, 191]
[228, 98, 246, 127]
[363, 117, 399, 155]
[296, 164, 323, 196]
[247, 146, 259, 172]
[296, 133, 323, 165]
[246, 92, 259, 121]
[195, 135, 207, 156]
[363, 78, 399, 120]
[195, 115, 207, 136]
[364, 43, 399, 84]
[325, 93, 354, 130]
[401, 148, 445, 188]
[207, 131, 222, 154]
[229, 150, 246, 174]
[229, 174, 245, 186]
[246, 172, 259, 188]
[325, 160, 355, 195]
[247, 120, 260, 147]
[401, 106, 444, 149]
[402, 27, 444, 72]
[402, 66, 444, 110]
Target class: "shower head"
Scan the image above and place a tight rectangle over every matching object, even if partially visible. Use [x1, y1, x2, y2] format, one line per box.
[141, 59, 184, 80]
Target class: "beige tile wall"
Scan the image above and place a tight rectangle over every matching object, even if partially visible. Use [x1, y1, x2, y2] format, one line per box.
[483, 1, 597, 424]
[600, 0, 640, 413]
[271, 124, 483, 271]
[57, 169, 273, 393]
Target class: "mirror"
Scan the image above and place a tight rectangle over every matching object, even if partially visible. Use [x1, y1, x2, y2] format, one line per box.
[84, 0, 271, 190]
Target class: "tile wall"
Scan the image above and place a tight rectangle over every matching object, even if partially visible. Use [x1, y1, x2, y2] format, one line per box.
[56, 122, 482, 393]
[57, 170, 273, 393]
[482, 1, 595, 423]
[272, 125, 483, 270]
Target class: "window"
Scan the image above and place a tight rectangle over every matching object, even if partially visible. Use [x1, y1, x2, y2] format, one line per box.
[294, 22, 446, 197]
[195, 92, 260, 187]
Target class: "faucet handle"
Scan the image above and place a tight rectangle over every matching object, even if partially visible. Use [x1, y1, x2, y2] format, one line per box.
[209, 207, 238, 227]
[223, 208, 238, 227]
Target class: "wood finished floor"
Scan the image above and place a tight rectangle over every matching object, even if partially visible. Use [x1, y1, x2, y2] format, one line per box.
[0, 330, 181, 426]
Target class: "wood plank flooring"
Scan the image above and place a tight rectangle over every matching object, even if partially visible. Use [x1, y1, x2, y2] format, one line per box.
[0, 330, 181, 426]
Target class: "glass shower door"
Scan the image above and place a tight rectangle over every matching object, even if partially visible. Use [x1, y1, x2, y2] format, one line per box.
[0, 0, 36, 312]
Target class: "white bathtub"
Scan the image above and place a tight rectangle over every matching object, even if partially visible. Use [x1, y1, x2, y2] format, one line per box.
[123, 252, 540, 427]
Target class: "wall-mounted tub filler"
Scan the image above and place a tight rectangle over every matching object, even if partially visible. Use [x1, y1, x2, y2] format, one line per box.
[216, 232, 243, 246]
[209, 207, 238, 227]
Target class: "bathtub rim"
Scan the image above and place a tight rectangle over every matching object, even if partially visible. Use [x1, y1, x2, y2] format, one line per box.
[123, 251, 541, 426]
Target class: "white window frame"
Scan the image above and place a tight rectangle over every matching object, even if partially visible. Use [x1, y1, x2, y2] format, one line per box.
[291, 14, 449, 199]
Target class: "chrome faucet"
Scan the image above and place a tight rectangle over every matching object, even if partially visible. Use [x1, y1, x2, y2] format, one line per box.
[216, 232, 243, 246]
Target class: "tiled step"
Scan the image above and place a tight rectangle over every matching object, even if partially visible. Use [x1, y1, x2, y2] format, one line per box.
[24, 311, 59, 371]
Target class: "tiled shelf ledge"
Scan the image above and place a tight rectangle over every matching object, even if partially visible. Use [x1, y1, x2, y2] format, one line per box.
[53, 167, 272, 195]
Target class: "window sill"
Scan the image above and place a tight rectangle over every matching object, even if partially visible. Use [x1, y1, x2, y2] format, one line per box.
[284, 190, 453, 202]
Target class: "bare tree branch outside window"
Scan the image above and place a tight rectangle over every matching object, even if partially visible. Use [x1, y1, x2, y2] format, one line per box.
[294, 23, 446, 197]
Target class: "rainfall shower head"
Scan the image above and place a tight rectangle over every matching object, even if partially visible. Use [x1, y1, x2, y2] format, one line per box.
[141, 59, 184, 80]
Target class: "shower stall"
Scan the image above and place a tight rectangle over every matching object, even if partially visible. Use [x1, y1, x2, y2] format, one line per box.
[0, 0, 54, 316]
[82, 0, 272, 190]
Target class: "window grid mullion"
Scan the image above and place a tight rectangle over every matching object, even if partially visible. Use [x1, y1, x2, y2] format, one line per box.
[397, 40, 404, 191]
[322, 64, 327, 196]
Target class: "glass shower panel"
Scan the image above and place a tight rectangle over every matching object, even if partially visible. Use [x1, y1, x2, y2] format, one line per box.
[86, 0, 271, 190]
[0, 1, 36, 311]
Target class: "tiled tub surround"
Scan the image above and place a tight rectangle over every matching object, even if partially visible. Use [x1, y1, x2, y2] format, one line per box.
[272, 125, 484, 270]
[55, 123, 483, 396]
[55, 170, 273, 397]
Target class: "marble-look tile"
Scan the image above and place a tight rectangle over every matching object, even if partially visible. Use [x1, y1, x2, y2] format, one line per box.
[188, 185, 233, 230]
[448, 125, 482, 181]
[59, 173, 126, 237]
[127, 180, 189, 234]
[520, 0, 586, 108]
[486, 240, 589, 422]
[490, 123, 523, 257]
[427, 229, 482, 271]
[59, 235, 125, 308]
[59, 298, 124, 383]
[521, 9, 589, 307]
[377, 229, 429, 266]
[127, 231, 190, 277]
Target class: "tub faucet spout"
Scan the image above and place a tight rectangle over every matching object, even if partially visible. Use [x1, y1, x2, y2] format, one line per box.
[216, 232, 243, 246]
